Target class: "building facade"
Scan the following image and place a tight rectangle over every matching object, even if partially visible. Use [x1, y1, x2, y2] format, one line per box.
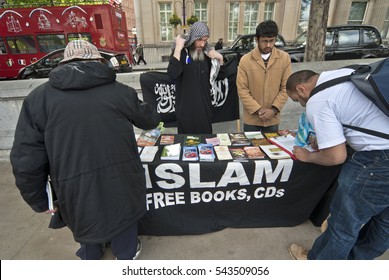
[125, 0, 389, 63]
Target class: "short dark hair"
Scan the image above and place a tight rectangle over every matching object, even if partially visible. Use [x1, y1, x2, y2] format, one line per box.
[256, 20, 279, 38]
[286, 70, 318, 92]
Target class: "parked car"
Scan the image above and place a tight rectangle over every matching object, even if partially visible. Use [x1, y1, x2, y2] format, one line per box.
[284, 24, 389, 62]
[217, 33, 286, 62]
[17, 49, 132, 79]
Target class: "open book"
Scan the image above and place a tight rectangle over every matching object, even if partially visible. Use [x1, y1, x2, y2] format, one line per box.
[268, 134, 316, 160]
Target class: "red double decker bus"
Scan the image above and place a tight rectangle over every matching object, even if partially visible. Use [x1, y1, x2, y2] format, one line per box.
[0, 2, 132, 79]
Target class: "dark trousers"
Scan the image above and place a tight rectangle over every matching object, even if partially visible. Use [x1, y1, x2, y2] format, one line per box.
[243, 124, 279, 133]
[76, 223, 138, 260]
[137, 56, 147, 65]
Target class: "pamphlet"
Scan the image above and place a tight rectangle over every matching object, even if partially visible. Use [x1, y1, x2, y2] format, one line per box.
[137, 122, 164, 147]
[214, 146, 233, 161]
[140, 146, 159, 162]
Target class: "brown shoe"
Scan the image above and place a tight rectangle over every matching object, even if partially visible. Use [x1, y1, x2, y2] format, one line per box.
[288, 244, 308, 260]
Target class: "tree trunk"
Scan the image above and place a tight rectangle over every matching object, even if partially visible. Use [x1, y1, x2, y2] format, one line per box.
[304, 0, 330, 62]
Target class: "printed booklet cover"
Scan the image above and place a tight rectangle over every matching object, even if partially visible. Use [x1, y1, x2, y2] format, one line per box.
[182, 146, 199, 161]
[214, 146, 233, 161]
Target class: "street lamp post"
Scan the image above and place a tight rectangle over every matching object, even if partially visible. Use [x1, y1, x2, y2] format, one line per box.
[175, 0, 194, 33]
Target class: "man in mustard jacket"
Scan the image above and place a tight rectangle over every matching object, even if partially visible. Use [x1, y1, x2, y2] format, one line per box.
[237, 20, 292, 133]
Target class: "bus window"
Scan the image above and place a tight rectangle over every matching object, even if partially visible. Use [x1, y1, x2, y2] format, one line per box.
[0, 37, 7, 54]
[67, 33, 92, 42]
[6, 36, 37, 54]
[37, 34, 66, 53]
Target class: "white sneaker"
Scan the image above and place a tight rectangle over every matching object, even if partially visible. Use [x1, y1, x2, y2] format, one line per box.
[133, 238, 142, 260]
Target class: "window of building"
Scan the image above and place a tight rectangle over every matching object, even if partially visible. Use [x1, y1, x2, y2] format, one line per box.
[194, 1, 207, 24]
[36, 34, 66, 53]
[347, 1, 367, 24]
[243, 2, 259, 34]
[264, 2, 275, 21]
[298, 0, 311, 35]
[160, 3, 173, 42]
[382, 8, 389, 42]
[228, 2, 240, 41]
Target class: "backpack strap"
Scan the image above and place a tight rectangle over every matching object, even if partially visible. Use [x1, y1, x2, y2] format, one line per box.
[310, 75, 351, 98]
[343, 124, 389, 140]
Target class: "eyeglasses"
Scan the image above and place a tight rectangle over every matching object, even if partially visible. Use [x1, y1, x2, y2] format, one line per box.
[258, 39, 276, 45]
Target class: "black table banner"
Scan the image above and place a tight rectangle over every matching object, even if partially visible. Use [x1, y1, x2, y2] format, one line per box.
[138, 134, 342, 236]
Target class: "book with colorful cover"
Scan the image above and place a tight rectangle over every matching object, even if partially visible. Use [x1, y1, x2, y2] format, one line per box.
[184, 135, 201, 146]
[137, 122, 164, 147]
[140, 146, 159, 162]
[229, 132, 251, 146]
[260, 144, 291, 160]
[243, 146, 265, 159]
[214, 146, 233, 161]
[182, 146, 199, 161]
[198, 143, 215, 161]
[161, 143, 181, 160]
[160, 135, 175, 145]
[228, 147, 249, 161]
[217, 133, 232, 146]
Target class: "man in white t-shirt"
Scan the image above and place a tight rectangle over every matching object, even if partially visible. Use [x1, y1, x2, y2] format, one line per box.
[285, 68, 389, 260]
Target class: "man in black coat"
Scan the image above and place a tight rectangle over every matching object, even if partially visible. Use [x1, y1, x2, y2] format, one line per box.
[167, 22, 224, 134]
[10, 40, 160, 260]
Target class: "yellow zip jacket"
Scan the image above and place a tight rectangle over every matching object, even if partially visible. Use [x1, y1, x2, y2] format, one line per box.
[237, 46, 292, 127]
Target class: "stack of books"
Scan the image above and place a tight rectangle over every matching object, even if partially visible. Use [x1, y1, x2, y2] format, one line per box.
[229, 132, 251, 146]
[159, 135, 175, 145]
[182, 146, 199, 161]
[184, 135, 201, 146]
[228, 147, 249, 161]
[243, 146, 265, 159]
[217, 133, 232, 146]
[214, 146, 233, 161]
[140, 146, 159, 162]
[161, 143, 181, 160]
[198, 144, 215, 162]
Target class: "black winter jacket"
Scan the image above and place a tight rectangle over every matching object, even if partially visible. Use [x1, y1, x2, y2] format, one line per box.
[10, 61, 160, 243]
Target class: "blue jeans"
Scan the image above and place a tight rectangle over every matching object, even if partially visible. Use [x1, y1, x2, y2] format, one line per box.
[308, 150, 389, 259]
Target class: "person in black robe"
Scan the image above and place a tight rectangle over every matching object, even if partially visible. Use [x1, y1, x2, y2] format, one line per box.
[167, 22, 224, 134]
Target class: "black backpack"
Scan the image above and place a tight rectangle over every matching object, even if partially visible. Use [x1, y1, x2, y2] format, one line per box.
[310, 58, 389, 139]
